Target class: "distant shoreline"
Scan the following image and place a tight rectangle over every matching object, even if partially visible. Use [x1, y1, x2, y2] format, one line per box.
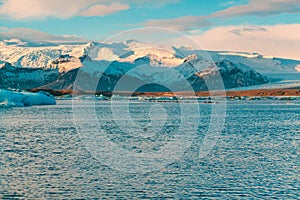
[29, 88, 300, 97]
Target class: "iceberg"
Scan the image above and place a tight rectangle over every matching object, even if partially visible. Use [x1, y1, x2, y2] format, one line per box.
[0, 89, 56, 107]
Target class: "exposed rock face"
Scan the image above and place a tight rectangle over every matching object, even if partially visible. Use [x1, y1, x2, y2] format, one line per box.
[0, 62, 59, 89]
[38, 59, 269, 92]
[187, 60, 269, 91]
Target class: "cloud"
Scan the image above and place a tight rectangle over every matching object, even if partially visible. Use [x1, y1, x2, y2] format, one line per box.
[176, 24, 300, 60]
[79, 3, 129, 17]
[0, 0, 179, 20]
[143, 0, 300, 31]
[144, 16, 211, 31]
[0, 0, 97, 20]
[0, 26, 9, 31]
[0, 27, 86, 43]
[127, 0, 180, 7]
[229, 25, 267, 35]
[219, 1, 238, 7]
[212, 0, 300, 17]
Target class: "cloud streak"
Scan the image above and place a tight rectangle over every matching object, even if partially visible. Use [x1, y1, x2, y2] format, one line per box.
[0, 0, 97, 20]
[0, 0, 179, 20]
[144, 16, 211, 31]
[0, 27, 86, 43]
[144, 0, 300, 31]
[212, 0, 300, 17]
[181, 24, 300, 60]
[79, 3, 129, 17]
[229, 25, 267, 35]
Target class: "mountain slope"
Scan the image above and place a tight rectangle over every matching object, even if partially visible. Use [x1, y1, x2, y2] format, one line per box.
[0, 62, 59, 89]
[39, 57, 268, 92]
[1, 39, 299, 75]
[2, 39, 300, 92]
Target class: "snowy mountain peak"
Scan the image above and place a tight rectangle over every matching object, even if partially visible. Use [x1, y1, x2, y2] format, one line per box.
[85, 41, 96, 48]
[133, 54, 164, 67]
[1, 39, 300, 81]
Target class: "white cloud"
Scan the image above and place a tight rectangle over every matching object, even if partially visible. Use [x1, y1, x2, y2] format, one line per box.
[0, 0, 178, 20]
[143, 0, 300, 31]
[212, 0, 300, 17]
[182, 24, 300, 60]
[127, 0, 180, 7]
[0, 0, 98, 20]
[0, 27, 86, 43]
[144, 16, 211, 31]
[79, 3, 129, 17]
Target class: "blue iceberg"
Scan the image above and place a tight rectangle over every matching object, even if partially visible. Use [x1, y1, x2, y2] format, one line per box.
[0, 89, 56, 107]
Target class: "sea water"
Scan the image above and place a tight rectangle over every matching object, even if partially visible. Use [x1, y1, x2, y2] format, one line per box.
[1, 100, 299, 199]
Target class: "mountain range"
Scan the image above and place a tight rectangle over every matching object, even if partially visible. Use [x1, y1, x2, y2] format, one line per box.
[1, 39, 300, 92]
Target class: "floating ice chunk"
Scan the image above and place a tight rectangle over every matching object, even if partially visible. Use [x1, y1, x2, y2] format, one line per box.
[0, 89, 56, 107]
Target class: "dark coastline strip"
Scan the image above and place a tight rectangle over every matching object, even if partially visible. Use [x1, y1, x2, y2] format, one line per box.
[29, 88, 300, 97]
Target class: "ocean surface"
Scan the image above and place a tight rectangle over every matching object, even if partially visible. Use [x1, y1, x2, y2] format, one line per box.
[1, 100, 299, 199]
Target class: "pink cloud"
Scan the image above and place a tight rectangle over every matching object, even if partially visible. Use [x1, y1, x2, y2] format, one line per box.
[165, 24, 300, 60]
[0, 0, 97, 20]
[0, 0, 178, 20]
[143, 0, 300, 31]
[212, 0, 300, 17]
[79, 3, 129, 17]
[144, 16, 211, 31]
[0, 27, 86, 43]
[186, 24, 300, 60]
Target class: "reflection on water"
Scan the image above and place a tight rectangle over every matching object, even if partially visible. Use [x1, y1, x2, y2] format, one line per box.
[1, 100, 299, 199]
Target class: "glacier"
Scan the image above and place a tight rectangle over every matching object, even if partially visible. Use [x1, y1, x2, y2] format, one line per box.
[0, 89, 56, 108]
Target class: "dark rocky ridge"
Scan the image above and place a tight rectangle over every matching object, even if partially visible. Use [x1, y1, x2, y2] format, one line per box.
[0, 62, 59, 90]
[38, 59, 269, 92]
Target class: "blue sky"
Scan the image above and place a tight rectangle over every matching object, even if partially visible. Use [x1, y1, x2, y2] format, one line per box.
[0, 0, 226, 39]
[0, 0, 300, 59]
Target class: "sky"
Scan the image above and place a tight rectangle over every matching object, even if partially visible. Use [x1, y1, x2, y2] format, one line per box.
[0, 0, 300, 59]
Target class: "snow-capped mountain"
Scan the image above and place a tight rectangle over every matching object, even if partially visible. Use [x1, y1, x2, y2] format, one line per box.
[1, 39, 299, 73]
[39, 55, 268, 92]
[1, 39, 299, 92]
